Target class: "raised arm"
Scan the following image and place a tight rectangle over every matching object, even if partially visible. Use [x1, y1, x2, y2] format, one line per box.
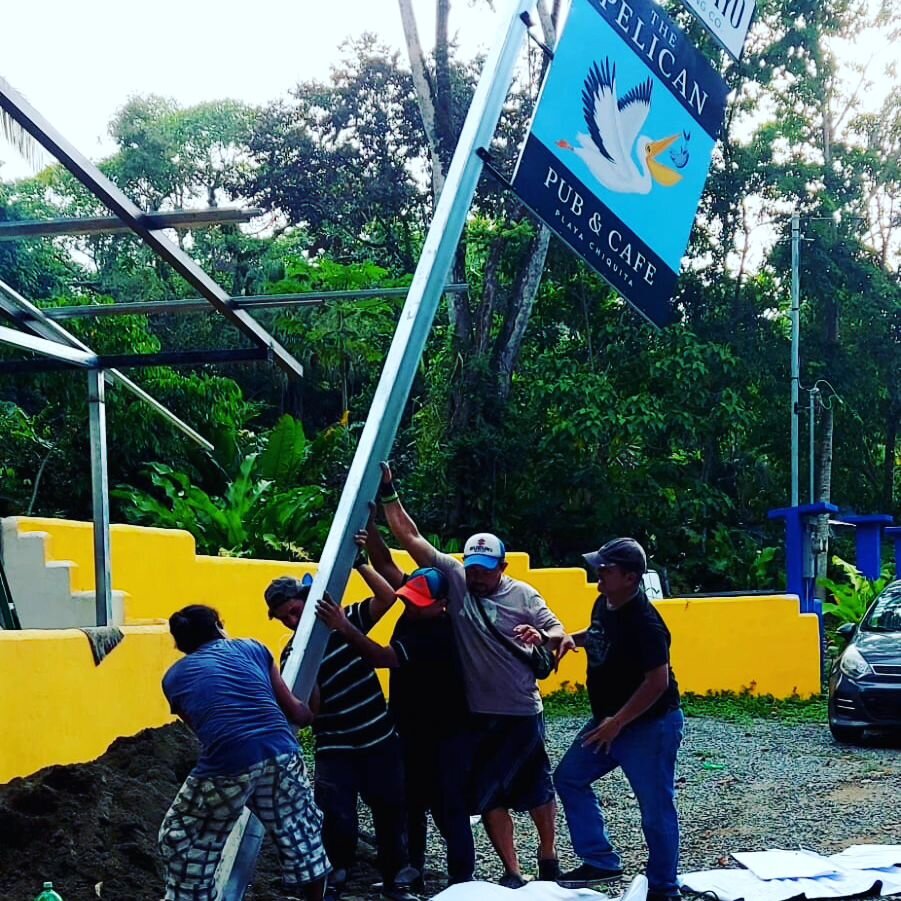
[362, 517, 406, 589]
[356, 560, 400, 622]
[315, 595, 401, 668]
[379, 462, 437, 569]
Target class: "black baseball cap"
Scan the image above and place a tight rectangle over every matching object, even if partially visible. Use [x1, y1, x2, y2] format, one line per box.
[264, 573, 313, 618]
[583, 538, 647, 575]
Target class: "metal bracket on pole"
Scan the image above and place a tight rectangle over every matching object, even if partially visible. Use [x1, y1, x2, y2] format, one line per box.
[217, 1, 536, 896]
[87, 369, 113, 626]
[0, 76, 303, 380]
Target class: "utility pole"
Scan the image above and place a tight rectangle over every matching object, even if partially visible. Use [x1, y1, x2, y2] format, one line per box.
[809, 384, 819, 504]
[790, 210, 801, 507]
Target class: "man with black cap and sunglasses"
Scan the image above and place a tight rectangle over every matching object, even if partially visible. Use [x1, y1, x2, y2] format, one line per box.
[264, 543, 418, 901]
[553, 538, 683, 901]
[316, 565, 475, 889]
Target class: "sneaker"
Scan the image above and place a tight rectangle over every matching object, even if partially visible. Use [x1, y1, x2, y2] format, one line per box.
[647, 891, 682, 901]
[557, 863, 624, 887]
[537, 858, 561, 881]
[499, 871, 528, 889]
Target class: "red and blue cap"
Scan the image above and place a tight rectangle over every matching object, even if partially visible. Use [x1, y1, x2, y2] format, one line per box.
[396, 567, 449, 608]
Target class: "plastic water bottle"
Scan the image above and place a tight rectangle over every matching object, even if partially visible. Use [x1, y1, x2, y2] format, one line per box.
[34, 882, 63, 901]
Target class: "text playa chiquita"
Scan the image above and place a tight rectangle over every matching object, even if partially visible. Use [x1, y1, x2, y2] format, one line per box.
[544, 167, 657, 286]
[594, 0, 710, 118]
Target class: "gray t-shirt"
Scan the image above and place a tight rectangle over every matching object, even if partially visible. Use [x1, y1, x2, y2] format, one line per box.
[432, 551, 563, 716]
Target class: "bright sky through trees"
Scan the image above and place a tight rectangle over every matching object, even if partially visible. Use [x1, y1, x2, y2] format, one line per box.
[0, 0, 501, 179]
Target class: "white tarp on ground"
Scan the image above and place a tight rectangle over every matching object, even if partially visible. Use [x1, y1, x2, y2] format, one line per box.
[680, 865, 881, 901]
[433, 874, 648, 901]
[681, 847, 901, 901]
[432, 881, 610, 901]
[730, 851, 839, 881]
[828, 846, 901, 870]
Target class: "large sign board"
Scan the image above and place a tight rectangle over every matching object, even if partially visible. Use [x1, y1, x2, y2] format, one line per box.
[512, 0, 729, 327]
[679, 0, 755, 61]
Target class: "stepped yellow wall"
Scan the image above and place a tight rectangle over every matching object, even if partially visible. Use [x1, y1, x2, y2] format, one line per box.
[0, 517, 820, 783]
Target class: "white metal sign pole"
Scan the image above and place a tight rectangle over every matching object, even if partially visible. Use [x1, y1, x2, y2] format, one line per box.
[219, 1, 535, 897]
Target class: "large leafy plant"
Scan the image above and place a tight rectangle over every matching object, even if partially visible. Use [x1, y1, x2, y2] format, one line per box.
[819, 556, 892, 625]
[114, 416, 335, 560]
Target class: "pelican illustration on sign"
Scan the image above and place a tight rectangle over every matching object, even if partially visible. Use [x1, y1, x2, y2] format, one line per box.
[556, 59, 683, 195]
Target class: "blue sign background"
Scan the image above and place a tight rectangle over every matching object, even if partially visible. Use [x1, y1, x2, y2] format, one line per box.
[512, 0, 728, 326]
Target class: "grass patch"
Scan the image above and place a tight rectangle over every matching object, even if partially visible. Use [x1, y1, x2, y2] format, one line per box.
[543, 684, 827, 724]
[682, 689, 827, 724]
[543, 683, 592, 718]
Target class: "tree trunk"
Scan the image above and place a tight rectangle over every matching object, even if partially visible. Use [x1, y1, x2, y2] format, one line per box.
[496, 225, 551, 401]
[397, 0, 446, 204]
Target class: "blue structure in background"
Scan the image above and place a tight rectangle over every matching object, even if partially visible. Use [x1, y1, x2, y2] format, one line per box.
[769, 506, 899, 618]
[768, 503, 838, 615]
[831, 513, 894, 580]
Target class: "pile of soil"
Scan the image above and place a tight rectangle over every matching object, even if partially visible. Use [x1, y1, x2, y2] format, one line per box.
[0, 725, 386, 901]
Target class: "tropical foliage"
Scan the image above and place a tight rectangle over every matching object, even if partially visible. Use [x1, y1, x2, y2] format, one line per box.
[1, 0, 899, 591]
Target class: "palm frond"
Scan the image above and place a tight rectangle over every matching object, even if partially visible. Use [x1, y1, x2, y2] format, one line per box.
[1, 106, 46, 173]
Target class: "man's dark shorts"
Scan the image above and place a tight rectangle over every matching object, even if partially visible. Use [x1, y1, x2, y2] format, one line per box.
[467, 712, 554, 813]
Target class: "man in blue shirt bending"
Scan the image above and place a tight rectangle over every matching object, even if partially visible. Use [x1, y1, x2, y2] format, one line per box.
[159, 604, 329, 901]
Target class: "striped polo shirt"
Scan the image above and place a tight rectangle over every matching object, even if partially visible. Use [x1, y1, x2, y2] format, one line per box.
[280, 598, 395, 754]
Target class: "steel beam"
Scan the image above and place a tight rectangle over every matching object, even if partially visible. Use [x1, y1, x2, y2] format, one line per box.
[43, 284, 470, 320]
[0, 347, 269, 374]
[0, 279, 213, 452]
[219, 1, 535, 896]
[0, 76, 303, 379]
[0, 324, 96, 365]
[87, 369, 113, 625]
[0, 207, 262, 241]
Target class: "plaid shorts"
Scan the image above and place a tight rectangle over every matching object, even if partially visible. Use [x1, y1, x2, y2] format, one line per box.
[159, 751, 330, 900]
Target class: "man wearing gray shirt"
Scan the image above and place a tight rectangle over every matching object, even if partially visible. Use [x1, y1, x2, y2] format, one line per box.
[378, 463, 565, 889]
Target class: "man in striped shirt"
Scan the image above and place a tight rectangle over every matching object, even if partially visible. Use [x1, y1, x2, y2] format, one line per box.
[265, 560, 417, 901]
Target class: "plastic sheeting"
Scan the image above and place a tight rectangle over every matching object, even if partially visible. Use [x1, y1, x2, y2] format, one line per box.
[681, 846, 901, 901]
[433, 874, 649, 901]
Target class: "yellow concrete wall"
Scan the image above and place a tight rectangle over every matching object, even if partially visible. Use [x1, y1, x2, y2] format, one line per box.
[1, 517, 820, 784]
[0, 625, 180, 783]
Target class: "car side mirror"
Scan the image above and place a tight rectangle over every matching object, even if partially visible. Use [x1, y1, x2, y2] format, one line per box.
[836, 622, 856, 639]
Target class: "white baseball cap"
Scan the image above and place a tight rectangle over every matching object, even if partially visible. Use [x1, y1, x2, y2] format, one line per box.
[463, 532, 506, 570]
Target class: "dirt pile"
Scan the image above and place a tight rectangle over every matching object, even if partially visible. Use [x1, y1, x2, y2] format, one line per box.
[0, 724, 384, 901]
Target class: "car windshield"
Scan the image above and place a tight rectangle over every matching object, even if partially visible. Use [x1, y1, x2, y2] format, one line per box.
[862, 583, 901, 632]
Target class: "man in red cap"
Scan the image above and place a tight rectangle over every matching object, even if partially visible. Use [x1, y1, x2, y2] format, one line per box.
[376, 463, 565, 888]
[316, 567, 474, 889]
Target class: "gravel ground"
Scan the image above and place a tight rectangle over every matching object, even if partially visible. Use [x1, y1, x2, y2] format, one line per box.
[349, 714, 901, 899]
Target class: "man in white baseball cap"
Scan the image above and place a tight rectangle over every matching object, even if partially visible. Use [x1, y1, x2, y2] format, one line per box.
[378, 463, 566, 889]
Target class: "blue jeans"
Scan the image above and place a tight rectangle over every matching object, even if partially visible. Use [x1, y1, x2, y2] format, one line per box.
[554, 708, 684, 894]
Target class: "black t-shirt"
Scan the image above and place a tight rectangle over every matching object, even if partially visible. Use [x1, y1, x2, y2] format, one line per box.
[584, 588, 680, 722]
[388, 612, 469, 737]
[280, 599, 395, 754]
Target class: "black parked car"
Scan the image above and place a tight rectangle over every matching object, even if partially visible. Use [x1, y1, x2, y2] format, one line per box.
[828, 579, 901, 742]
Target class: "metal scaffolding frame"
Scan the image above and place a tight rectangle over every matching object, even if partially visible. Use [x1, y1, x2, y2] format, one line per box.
[0, 74, 309, 624]
[0, 206, 262, 240]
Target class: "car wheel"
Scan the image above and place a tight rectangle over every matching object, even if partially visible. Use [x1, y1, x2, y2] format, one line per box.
[829, 722, 864, 743]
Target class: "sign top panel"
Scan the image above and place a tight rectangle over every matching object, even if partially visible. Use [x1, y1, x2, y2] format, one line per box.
[678, 0, 756, 60]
